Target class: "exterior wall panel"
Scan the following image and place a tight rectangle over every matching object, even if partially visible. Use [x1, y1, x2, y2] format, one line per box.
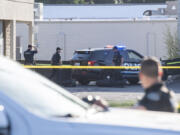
[0, 0, 34, 22]
[17, 20, 177, 61]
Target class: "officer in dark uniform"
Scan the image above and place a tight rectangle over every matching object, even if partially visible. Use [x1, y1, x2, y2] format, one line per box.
[50, 47, 62, 81]
[24, 44, 38, 65]
[137, 57, 178, 112]
[112, 46, 123, 66]
[112, 46, 124, 81]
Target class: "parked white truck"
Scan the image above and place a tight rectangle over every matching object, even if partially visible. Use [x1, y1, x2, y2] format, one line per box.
[0, 57, 180, 135]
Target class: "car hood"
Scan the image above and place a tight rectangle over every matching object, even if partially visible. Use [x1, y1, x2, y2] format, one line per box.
[70, 108, 180, 132]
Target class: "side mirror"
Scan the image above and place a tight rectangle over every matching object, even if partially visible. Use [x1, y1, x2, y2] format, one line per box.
[0, 105, 9, 135]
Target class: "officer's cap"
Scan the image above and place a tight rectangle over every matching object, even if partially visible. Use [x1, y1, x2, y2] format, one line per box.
[56, 47, 62, 51]
[113, 46, 118, 50]
[28, 44, 32, 48]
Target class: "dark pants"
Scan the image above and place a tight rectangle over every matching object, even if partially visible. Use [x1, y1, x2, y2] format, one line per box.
[113, 63, 123, 80]
[24, 62, 34, 65]
[50, 69, 62, 84]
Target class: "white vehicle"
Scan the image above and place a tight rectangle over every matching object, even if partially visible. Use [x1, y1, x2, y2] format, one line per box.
[0, 57, 180, 135]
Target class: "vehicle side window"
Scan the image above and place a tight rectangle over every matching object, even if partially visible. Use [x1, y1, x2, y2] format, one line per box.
[127, 51, 142, 62]
[90, 50, 109, 61]
[119, 50, 128, 62]
[105, 50, 114, 64]
[105, 50, 128, 64]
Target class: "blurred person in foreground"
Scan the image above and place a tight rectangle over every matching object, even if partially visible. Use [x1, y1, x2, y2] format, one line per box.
[136, 57, 178, 112]
[24, 44, 38, 65]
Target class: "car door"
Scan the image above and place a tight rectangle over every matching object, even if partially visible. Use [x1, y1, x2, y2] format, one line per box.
[125, 50, 143, 72]
[90, 50, 109, 66]
[105, 50, 128, 66]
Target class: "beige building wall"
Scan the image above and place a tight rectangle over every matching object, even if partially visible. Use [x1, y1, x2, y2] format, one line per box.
[17, 19, 177, 61]
[0, 0, 34, 59]
[0, 0, 34, 21]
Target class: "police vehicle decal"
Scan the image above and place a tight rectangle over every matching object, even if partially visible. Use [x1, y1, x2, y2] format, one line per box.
[123, 63, 141, 71]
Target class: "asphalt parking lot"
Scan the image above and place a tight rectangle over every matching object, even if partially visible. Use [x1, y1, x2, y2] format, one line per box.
[66, 75, 180, 102]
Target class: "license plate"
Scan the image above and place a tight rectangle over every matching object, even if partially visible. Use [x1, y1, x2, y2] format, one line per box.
[74, 63, 80, 66]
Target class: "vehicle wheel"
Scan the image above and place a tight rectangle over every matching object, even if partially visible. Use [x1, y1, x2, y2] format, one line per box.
[128, 79, 139, 84]
[100, 69, 114, 80]
[78, 80, 90, 85]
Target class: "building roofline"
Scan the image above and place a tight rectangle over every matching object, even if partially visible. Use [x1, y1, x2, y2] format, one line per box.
[44, 3, 166, 7]
[35, 17, 177, 23]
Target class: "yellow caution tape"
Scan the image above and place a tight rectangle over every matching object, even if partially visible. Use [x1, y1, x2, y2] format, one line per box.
[23, 65, 180, 69]
[178, 104, 180, 113]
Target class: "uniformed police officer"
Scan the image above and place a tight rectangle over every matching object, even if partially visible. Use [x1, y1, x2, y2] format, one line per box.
[112, 46, 124, 83]
[112, 46, 123, 66]
[50, 47, 62, 81]
[24, 44, 38, 65]
[137, 57, 178, 112]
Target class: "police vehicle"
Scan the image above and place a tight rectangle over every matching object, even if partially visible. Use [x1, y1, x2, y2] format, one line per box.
[71, 45, 143, 85]
[162, 58, 180, 76]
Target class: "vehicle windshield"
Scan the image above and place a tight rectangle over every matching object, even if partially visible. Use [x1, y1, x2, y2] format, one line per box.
[0, 58, 89, 118]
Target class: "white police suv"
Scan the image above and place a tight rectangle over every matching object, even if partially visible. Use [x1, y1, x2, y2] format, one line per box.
[0, 57, 180, 135]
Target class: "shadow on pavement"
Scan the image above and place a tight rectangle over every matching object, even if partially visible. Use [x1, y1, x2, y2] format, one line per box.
[65, 76, 180, 93]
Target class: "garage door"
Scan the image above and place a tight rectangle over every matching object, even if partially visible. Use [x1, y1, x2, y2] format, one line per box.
[0, 21, 3, 55]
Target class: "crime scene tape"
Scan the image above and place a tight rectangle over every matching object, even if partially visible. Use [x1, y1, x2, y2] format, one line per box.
[23, 65, 180, 69]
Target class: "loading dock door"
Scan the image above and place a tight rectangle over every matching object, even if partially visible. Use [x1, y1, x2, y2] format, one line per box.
[0, 21, 3, 55]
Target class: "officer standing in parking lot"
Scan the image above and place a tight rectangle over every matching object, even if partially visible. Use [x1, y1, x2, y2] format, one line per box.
[136, 57, 178, 112]
[112, 46, 123, 66]
[24, 44, 38, 65]
[112, 46, 124, 82]
[50, 47, 62, 82]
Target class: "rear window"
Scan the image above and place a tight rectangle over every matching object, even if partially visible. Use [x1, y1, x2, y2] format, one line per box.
[90, 50, 109, 61]
[72, 51, 91, 60]
[75, 51, 91, 54]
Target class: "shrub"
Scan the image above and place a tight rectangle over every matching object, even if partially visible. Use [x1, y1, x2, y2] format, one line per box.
[164, 27, 180, 59]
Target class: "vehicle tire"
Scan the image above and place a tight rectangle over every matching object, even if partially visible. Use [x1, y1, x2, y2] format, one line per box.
[128, 79, 139, 84]
[100, 69, 114, 80]
[78, 80, 90, 85]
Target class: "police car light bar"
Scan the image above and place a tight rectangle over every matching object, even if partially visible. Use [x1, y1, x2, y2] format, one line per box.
[115, 45, 126, 50]
[105, 45, 114, 48]
[105, 45, 126, 50]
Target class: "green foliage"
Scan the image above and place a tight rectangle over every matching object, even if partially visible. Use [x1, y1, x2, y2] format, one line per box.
[109, 101, 135, 108]
[36, 0, 87, 4]
[164, 27, 180, 59]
